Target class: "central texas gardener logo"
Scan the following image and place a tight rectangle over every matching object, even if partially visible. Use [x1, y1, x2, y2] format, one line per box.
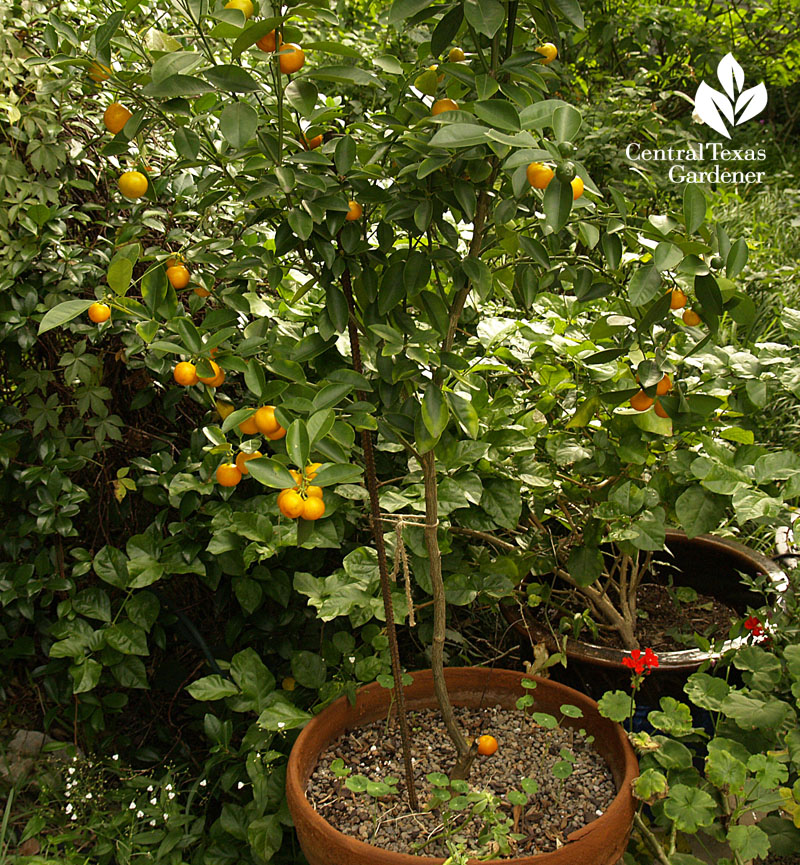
[694, 53, 767, 139]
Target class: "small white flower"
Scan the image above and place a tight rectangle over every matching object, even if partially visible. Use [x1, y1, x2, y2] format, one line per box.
[112, 754, 119, 761]
[65, 804, 73, 814]
[165, 784, 173, 791]
[237, 782, 244, 789]
[348, 656, 356, 663]
[163, 812, 169, 821]
[149, 819, 156, 826]
[65, 791, 70, 798]
[199, 779, 207, 787]
[147, 785, 154, 792]
[595, 808, 603, 816]
[277, 722, 285, 729]
[71, 813, 77, 821]
[136, 810, 144, 818]
[85, 793, 92, 800]
[72, 755, 78, 762]
[150, 797, 157, 805]
[168, 792, 175, 800]
[129, 801, 136, 809]
[68, 767, 75, 775]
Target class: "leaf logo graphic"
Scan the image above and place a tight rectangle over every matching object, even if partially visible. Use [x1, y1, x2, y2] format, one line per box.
[694, 53, 767, 138]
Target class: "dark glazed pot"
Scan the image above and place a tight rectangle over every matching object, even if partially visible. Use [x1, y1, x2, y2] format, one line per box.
[501, 530, 785, 699]
[286, 666, 638, 865]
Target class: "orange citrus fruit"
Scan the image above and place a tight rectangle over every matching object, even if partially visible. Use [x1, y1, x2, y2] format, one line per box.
[630, 390, 654, 412]
[670, 289, 687, 310]
[197, 360, 223, 386]
[654, 400, 669, 419]
[305, 485, 323, 499]
[279, 489, 304, 518]
[656, 375, 672, 396]
[278, 44, 305, 75]
[239, 414, 259, 435]
[118, 171, 148, 199]
[571, 176, 584, 199]
[526, 162, 554, 189]
[477, 735, 498, 756]
[193, 286, 211, 297]
[216, 463, 243, 487]
[88, 302, 111, 323]
[166, 255, 182, 268]
[266, 425, 287, 440]
[345, 200, 362, 221]
[448, 47, 465, 62]
[235, 450, 262, 475]
[254, 406, 279, 434]
[302, 133, 323, 150]
[166, 264, 190, 289]
[103, 103, 132, 134]
[536, 43, 558, 64]
[257, 30, 282, 52]
[88, 61, 111, 82]
[682, 309, 702, 326]
[225, 0, 253, 18]
[432, 98, 458, 115]
[305, 462, 322, 478]
[300, 496, 325, 520]
[174, 361, 198, 386]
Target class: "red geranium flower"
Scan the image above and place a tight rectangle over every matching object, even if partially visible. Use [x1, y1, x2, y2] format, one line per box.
[643, 647, 659, 670]
[623, 648, 659, 681]
[744, 615, 764, 637]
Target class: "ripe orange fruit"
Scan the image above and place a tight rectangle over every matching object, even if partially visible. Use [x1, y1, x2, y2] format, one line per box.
[216, 463, 243, 487]
[305, 462, 322, 478]
[174, 361, 198, 386]
[235, 450, 262, 475]
[302, 133, 323, 150]
[630, 390, 654, 412]
[257, 29, 282, 52]
[670, 289, 687, 310]
[278, 44, 305, 75]
[193, 286, 211, 297]
[656, 375, 672, 396]
[300, 496, 325, 520]
[254, 406, 279, 434]
[477, 735, 498, 756]
[166, 264, 190, 289]
[88, 302, 111, 323]
[305, 485, 323, 499]
[345, 200, 363, 221]
[225, 0, 253, 18]
[536, 43, 558, 64]
[239, 413, 259, 435]
[682, 309, 702, 326]
[654, 400, 669, 419]
[527, 162, 554, 189]
[166, 255, 182, 268]
[197, 360, 223, 386]
[277, 487, 298, 507]
[88, 61, 111, 82]
[289, 469, 303, 484]
[279, 489, 304, 518]
[118, 171, 148, 199]
[103, 103, 132, 134]
[570, 176, 584, 199]
[266, 425, 287, 440]
[432, 98, 459, 115]
[448, 47, 465, 62]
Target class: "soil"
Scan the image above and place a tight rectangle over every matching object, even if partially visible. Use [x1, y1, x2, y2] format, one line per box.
[307, 704, 616, 859]
[534, 581, 739, 652]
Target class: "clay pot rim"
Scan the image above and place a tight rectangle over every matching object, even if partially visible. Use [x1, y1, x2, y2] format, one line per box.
[286, 666, 638, 865]
[502, 528, 786, 671]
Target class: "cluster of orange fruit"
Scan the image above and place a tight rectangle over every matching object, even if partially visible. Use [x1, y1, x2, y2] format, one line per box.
[526, 161, 584, 200]
[277, 464, 325, 520]
[237, 405, 287, 440]
[174, 359, 226, 388]
[252, 25, 305, 75]
[630, 374, 672, 417]
[668, 289, 702, 326]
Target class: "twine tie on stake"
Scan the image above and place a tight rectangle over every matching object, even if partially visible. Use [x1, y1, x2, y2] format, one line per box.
[379, 512, 439, 628]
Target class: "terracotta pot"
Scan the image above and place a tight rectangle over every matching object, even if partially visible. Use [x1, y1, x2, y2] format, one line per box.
[501, 530, 785, 694]
[286, 666, 638, 865]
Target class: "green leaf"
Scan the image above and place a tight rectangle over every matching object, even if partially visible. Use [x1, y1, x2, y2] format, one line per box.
[334, 135, 356, 175]
[597, 690, 634, 723]
[285, 78, 318, 115]
[683, 185, 706, 234]
[675, 486, 725, 538]
[727, 825, 770, 861]
[230, 648, 275, 713]
[73, 588, 112, 622]
[567, 545, 604, 587]
[446, 392, 479, 438]
[387, 0, 434, 25]
[248, 815, 283, 864]
[203, 64, 260, 92]
[38, 300, 95, 334]
[706, 747, 747, 793]
[695, 273, 723, 316]
[431, 5, 463, 56]
[111, 656, 148, 689]
[174, 126, 201, 159]
[187, 674, 240, 701]
[288, 209, 313, 240]
[474, 100, 520, 131]
[429, 123, 490, 149]
[543, 177, 573, 233]
[464, 0, 504, 37]
[70, 658, 103, 694]
[684, 673, 730, 711]
[291, 651, 327, 688]
[105, 621, 148, 656]
[404, 251, 431, 292]
[219, 102, 258, 148]
[552, 104, 581, 142]
[312, 463, 363, 487]
[107, 258, 133, 296]
[726, 238, 748, 278]
[632, 768, 668, 802]
[150, 51, 203, 83]
[93, 545, 129, 589]
[247, 457, 300, 491]
[304, 66, 383, 89]
[422, 385, 449, 439]
[664, 785, 717, 833]
[628, 265, 662, 305]
[286, 420, 310, 469]
[142, 74, 214, 98]
[479, 477, 521, 530]
[550, 0, 585, 28]
[257, 698, 312, 731]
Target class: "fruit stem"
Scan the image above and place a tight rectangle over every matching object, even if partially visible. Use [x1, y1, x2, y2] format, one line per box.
[340, 260, 419, 812]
